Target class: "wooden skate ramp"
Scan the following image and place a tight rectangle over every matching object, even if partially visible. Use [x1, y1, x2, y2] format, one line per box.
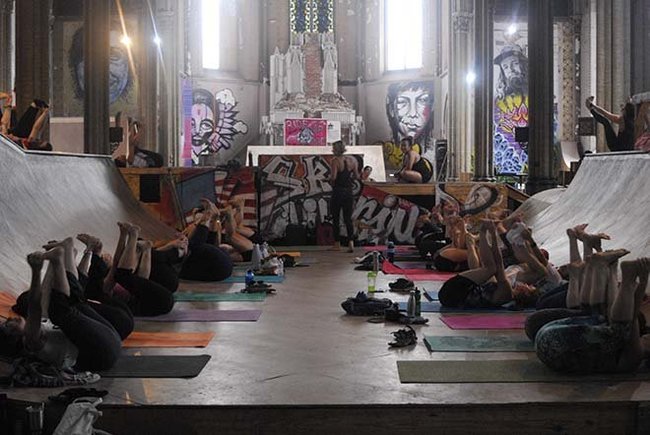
[525, 152, 650, 266]
[0, 139, 175, 295]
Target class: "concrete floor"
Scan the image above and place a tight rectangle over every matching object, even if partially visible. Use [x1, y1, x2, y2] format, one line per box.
[7, 248, 650, 410]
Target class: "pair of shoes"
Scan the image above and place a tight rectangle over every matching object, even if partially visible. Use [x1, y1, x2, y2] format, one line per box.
[388, 325, 417, 347]
[353, 251, 385, 264]
[388, 278, 414, 292]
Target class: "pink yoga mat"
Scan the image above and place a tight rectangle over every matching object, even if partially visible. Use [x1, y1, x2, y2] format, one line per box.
[406, 272, 455, 281]
[440, 313, 528, 330]
[362, 245, 417, 253]
[137, 309, 262, 322]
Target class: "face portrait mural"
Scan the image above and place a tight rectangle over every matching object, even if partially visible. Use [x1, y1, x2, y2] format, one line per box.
[191, 89, 217, 161]
[386, 81, 434, 149]
[494, 43, 528, 100]
[69, 28, 133, 104]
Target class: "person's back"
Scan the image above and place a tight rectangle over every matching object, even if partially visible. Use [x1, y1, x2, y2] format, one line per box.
[333, 156, 356, 191]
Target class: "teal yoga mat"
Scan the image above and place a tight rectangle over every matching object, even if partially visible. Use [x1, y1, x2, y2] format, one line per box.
[174, 292, 266, 302]
[397, 360, 650, 383]
[222, 275, 285, 284]
[424, 335, 534, 352]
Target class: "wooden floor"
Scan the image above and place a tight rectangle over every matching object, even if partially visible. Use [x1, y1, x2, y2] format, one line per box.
[6, 248, 650, 434]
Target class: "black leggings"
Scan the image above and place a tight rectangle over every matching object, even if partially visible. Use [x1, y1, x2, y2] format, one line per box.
[150, 249, 181, 293]
[115, 268, 175, 316]
[590, 109, 632, 152]
[48, 275, 123, 372]
[9, 105, 38, 139]
[180, 225, 234, 282]
[330, 189, 354, 242]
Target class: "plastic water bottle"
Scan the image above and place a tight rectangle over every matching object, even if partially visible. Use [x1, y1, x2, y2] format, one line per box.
[386, 241, 395, 263]
[367, 271, 377, 295]
[252, 244, 262, 270]
[277, 257, 284, 277]
[372, 251, 379, 273]
[245, 269, 255, 287]
[407, 291, 416, 317]
[414, 288, 422, 317]
[261, 242, 270, 259]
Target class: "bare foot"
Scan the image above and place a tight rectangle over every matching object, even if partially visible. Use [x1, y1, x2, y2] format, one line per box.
[117, 222, 129, 234]
[41, 246, 65, 263]
[581, 232, 611, 252]
[586, 96, 595, 110]
[592, 249, 630, 264]
[137, 240, 152, 251]
[42, 237, 74, 251]
[76, 234, 102, 253]
[124, 222, 141, 235]
[567, 224, 588, 238]
[26, 251, 45, 270]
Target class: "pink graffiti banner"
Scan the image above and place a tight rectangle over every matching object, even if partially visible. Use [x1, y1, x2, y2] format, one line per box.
[180, 77, 194, 167]
[284, 118, 328, 146]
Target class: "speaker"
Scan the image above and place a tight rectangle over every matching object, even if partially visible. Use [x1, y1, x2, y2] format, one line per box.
[514, 127, 529, 143]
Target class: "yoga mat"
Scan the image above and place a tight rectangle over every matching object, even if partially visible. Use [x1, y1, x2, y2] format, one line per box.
[0, 292, 17, 319]
[382, 261, 428, 275]
[394, 261, 428, 269]
[222, 275, 285, 284]
[137, 309, 262, 322]
[440, 313, 528, 330]
[397, 301, 514, 313]
[123, 331, 215, 348]
[174, 292, 266, 302]
[423, 335, 534, 352]
[362, 245, 416, 253]
[397, 360, 650, 383]
[423, 290, 439, 301]
[100, 355, 211, 378]
[406, 271, 455, 281]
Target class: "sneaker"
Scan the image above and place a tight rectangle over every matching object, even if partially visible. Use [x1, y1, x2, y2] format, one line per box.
[388, 278, 415, 292]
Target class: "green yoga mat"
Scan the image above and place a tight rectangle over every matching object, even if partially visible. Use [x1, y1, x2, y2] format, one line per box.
[101, 355, 211, 378]
[397, 360, 650, 383]
[424, 335, 534, 352]
[174, 292, 266, 302]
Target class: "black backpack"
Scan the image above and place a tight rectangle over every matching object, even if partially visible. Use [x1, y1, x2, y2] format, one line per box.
[341, 292, 394, 316]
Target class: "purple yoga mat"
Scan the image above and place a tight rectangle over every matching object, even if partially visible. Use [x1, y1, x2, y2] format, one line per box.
[440, 313, 528, 330]
[137, 309, 262, 322]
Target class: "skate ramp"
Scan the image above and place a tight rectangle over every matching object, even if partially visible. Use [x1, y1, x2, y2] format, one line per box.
[0, 138, 175, 295]
[524, 152, 650, 266]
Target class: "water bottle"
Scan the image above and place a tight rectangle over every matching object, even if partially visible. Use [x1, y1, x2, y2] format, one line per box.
[367, 271, 377, 295]
[252, 244, 262, 270]
[372, 251, 379, 273]
[245, 269, 255, 287]
[261, 242, 270, 259]
[277, 257, 284, 277]
[414, 288, 422, 317]
[386, 241, 395, 263]
[407, 291, 416, 317]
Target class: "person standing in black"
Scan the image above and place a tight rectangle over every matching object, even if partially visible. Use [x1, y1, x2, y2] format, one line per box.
[329, 141, 360, 253]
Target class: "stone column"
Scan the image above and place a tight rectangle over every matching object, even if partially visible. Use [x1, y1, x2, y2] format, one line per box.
[0, 0, 14, 93]
[472, 0, 494, 181]
[138, 2, 160, 158]
[14, 0, 49, 116]
[631, 0, 650, 94]
[448, 0, 474, 181]
[526, 0, 556, 194]
[155, 0, 185, 166]
[83, 0, 110, 155]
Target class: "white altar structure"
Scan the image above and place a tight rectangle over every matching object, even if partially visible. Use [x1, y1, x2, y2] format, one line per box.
[261, 32, 364, 146]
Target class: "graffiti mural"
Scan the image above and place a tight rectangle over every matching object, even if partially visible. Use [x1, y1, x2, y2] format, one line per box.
[284, 118, 328, 145]
[386, 81, 435, 165]
[382, 141, 422, 170]
[493, 29, 529, 175]
[191, 88, 249, 164]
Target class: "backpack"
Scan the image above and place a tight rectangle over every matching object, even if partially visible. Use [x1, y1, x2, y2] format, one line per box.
[341, 292, 394, 316]
[316, 217, 335, 246]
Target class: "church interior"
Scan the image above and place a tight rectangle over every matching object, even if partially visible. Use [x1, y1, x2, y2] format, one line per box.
[1, 0, 650, 433]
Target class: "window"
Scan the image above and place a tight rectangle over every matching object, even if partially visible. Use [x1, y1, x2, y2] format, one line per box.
[385, 0, 423, 71]
[202, 0, 220, 70]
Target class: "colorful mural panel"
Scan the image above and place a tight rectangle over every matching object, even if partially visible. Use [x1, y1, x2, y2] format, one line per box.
[284, 119, 328, 145]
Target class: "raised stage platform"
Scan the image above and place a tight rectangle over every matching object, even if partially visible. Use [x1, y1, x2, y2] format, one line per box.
[1, 140, 649, 434]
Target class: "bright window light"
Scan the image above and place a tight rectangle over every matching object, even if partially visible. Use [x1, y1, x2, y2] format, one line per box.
[385, 0, 423, 71]
[202, 0, 220, 70]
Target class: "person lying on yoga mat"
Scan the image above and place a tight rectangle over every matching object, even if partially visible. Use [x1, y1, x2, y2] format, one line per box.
[534, 251, 650, 374]
[438, 220, 560, 309]
[0, 240, 124, 374]
[586, 96, 635, 152]
[0, 92, 53, 151]
[102, 222, 175, 317]
[432, 215, 470, 272]
[150, 204, 234, 285]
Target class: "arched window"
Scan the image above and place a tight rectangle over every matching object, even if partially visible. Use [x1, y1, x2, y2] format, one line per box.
[202, 0, 221, 70]
[385, 0, 423, 71]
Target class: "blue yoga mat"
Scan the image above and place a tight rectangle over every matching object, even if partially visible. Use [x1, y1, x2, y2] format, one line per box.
[222, 275, 285, 284]
[423, 290, 438, 301]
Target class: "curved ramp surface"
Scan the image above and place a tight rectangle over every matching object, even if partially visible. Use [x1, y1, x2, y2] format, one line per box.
[527, 152, 650, 266]
[0, 139, 175, 295]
